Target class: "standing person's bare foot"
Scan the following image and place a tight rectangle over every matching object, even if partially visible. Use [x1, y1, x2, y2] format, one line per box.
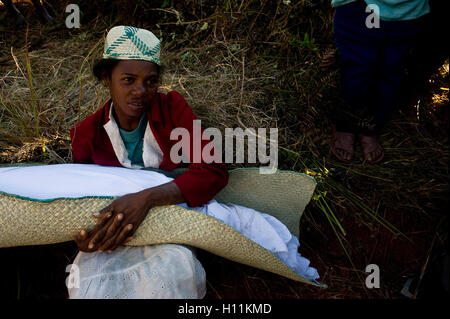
[358, 134, 384, 164]
[330, 129, 355, 163]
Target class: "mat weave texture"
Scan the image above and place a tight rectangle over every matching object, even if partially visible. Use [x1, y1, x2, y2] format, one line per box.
[0, 167, 321, 285]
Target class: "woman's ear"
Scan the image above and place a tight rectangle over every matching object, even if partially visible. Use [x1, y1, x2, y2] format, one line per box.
[102, 74, 111, 88]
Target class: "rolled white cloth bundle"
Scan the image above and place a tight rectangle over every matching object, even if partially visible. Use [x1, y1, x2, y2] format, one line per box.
[0, 163, 324, 299]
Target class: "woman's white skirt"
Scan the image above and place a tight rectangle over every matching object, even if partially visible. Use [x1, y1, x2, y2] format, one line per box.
[68, 244, 206, 299]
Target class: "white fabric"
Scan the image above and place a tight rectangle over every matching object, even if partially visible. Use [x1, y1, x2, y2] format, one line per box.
[0, 164, 320, 285]
[103, 103, 163, 169]
[68, 244, 206, 299]
[191, 201, 319, 280]
[142, 120, 164, 168]
[0, 164, 172, 199]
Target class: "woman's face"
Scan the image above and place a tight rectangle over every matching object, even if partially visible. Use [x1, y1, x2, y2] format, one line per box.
[105, 60, 159, 129]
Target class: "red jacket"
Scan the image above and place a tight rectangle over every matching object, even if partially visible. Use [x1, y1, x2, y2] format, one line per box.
[70, 90, 228, 207]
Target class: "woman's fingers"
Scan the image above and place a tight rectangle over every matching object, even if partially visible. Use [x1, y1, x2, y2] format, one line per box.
[107, 225, 134, 252]
[86, 211, 114, 249]
[99, 223, 133, 252]
[75, 229, 96, 252]
[75, 229, 87, 243]
[93, 213, 124, 250]
[93, 206, 113, 219]
[92, 211, 113, 231]
[105, 214, 124, 238]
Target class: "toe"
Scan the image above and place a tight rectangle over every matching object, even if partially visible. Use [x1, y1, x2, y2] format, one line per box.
[369, 149, 381, 163]
[337, 148, 349, 161]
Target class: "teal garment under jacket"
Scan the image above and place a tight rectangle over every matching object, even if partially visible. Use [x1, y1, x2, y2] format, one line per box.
[331, 0, 430, 21]
[118, 113, 147, 167]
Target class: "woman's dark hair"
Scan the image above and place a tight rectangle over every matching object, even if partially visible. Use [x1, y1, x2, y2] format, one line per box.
[92, 59, 121, 81]
[92, 59, 164, 81]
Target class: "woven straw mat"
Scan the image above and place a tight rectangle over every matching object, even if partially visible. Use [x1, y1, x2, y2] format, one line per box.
[0, 168, 320, 285]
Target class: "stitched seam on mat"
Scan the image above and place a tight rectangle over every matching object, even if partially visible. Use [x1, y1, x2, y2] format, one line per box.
[0, 191, 115, 203]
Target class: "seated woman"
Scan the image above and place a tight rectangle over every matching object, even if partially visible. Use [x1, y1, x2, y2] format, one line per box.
[69, 26, 228, 298]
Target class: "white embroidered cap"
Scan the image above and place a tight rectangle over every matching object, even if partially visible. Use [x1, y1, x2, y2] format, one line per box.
[103, 26, 161, 65]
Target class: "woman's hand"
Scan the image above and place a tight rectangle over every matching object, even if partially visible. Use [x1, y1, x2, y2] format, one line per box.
[74, 181, 185, 253]
[74, 212, 134, 253]
[84, 191, 152, 253]
[74, 194, 141, 253]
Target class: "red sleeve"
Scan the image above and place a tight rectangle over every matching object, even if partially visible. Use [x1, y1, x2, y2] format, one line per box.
[168, 92, 228, 207]
[70, 123, 94, 164]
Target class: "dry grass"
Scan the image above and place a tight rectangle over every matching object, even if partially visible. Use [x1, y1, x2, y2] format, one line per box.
[0, 0, 448, 299]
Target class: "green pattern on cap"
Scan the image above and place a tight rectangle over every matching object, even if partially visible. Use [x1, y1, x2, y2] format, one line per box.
[103, 26, 161, 65]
